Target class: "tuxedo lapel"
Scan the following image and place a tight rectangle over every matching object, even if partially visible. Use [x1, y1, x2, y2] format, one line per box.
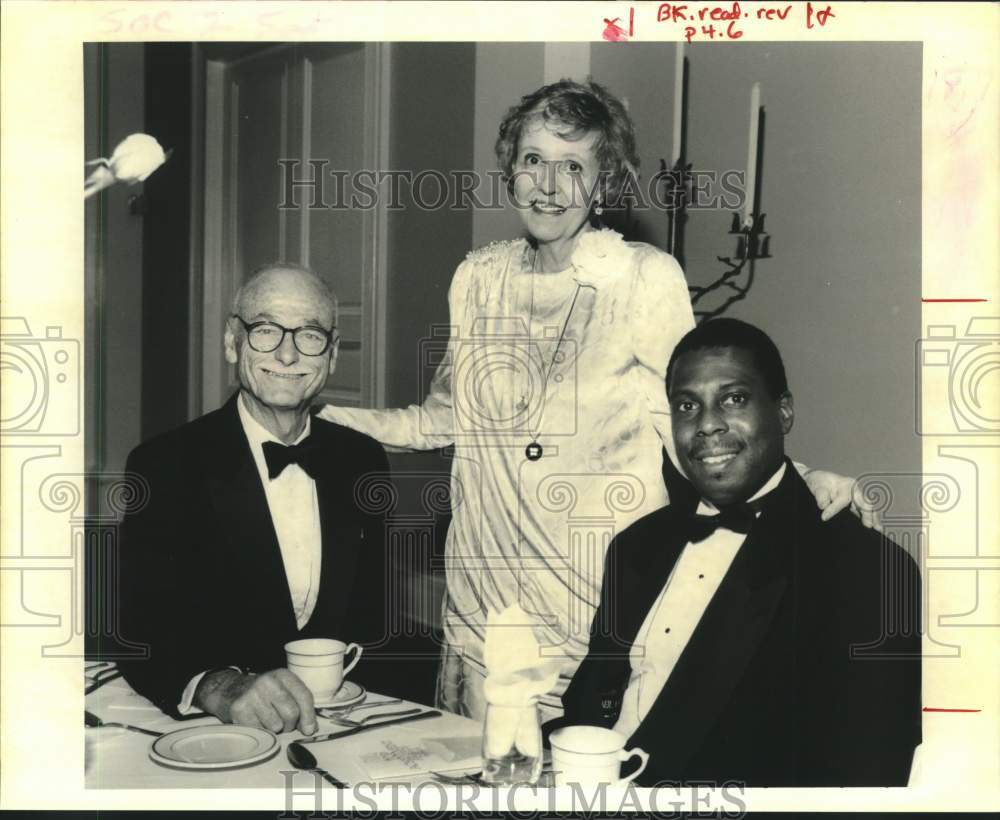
[204, 396, 297, 639]
[613, 508, 691, 645]
[632, 466, 798, 775]
[305, 422, 363, 632]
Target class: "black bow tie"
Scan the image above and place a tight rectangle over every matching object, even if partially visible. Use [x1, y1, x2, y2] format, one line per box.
[686, 500, 763, 543]
[262, 438, 320, 480]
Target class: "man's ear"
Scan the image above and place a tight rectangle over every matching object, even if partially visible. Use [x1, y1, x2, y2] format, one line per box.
[778, 391, 794, 435]
[224, 320, 238, 365]
[327, 335, 340, 376]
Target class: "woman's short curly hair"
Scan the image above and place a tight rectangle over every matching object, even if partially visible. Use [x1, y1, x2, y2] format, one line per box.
[495, 79, 640, 206]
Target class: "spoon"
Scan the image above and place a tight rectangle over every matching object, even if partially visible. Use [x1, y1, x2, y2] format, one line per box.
[286, 741, 346, 787]
[84, 710, 162, 737]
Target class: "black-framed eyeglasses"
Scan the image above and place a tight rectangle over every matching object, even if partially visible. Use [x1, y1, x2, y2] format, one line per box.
[231, 315, 337, 356]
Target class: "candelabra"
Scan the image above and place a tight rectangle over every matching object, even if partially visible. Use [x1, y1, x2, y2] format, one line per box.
[662, 50, 771, 322]
[661, 150, 771, 322]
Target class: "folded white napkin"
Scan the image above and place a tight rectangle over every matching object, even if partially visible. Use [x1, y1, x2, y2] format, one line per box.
[482, 605, 561, 759]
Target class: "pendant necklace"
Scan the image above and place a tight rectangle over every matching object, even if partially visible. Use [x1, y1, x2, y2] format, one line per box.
[523, 248, 582, 462]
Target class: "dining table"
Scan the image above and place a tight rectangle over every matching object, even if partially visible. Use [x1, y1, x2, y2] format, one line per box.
[84, 662, 487, 790]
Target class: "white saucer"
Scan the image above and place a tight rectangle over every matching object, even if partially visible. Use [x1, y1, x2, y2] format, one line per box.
[150, 725, 279, 770]
[313, 680, 366, 709]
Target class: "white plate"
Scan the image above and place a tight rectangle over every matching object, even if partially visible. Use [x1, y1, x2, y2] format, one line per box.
[149, 725, 279, 770]
[313, 680, 365, 709]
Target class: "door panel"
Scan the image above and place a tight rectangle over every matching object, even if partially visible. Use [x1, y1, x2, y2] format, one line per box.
[233, 50, 293, 276]
[202, 43, 388, 412]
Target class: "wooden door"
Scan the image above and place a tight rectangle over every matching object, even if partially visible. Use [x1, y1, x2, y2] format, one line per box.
[201, 43, 389, 412]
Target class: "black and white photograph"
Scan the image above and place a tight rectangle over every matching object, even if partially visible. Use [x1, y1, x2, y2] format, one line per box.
[1, 1, 997, 816]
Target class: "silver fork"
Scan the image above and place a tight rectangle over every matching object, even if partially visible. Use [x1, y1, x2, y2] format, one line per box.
[341, 698, 404, 715]
[430, 770, 483, 785]
[325, 707, 422, 728]
[315, 697, 403, 719]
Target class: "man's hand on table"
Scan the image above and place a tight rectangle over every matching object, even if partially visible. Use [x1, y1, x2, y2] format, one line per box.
[194, 668, 317, 735]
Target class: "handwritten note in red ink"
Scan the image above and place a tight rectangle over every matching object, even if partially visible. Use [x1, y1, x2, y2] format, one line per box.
[603, 7, 636, 42]
[660, 1, 837, 42]
[600, 2, 838, 43]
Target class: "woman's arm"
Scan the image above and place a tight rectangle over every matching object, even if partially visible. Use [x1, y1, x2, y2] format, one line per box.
[799, 467, 882, 529]
[319, 360, 454, 450]
[318, 260, 474, 450]
[627, 247, 696, 475]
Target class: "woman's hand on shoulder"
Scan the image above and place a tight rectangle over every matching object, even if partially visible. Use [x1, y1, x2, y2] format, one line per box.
[804, 468, 883, 531]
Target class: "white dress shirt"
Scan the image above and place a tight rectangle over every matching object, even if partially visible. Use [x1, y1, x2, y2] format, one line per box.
[177, 394, 323, 712]
[613, 463, 786, 739]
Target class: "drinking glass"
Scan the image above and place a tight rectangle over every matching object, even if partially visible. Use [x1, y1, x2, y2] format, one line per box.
[481, 700, 542, 785]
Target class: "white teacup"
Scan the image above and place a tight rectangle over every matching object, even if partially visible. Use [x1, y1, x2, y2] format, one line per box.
[284, 638, 362, 704]
[549, 726, 649, 787]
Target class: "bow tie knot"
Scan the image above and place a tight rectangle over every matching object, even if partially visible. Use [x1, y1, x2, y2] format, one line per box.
[262, 438, 319, 480]
[687, 500, 763, 543]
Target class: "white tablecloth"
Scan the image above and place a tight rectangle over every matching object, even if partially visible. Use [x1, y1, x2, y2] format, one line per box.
[85, 669, 482, 789]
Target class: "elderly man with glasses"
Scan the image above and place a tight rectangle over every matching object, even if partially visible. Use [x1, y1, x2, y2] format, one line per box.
[116, 262, 392, 736]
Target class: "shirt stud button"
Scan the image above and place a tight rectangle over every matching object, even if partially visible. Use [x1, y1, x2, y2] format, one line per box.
[698, 574, 705, 579]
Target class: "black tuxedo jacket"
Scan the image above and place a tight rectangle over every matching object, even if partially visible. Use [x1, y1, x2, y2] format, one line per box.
[550, 459, 922, 786]
[116, 394, 395, 716]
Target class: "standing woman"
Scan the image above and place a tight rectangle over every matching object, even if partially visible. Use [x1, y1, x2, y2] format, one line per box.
[321, 80, 859, 720]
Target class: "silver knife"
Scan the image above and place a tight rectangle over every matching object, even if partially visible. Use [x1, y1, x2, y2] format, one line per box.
[298, 709, 442, 744]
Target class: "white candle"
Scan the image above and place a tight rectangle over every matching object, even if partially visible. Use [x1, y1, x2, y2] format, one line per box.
[671, 43, 684, 166]
[743, 82, 761, 228]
